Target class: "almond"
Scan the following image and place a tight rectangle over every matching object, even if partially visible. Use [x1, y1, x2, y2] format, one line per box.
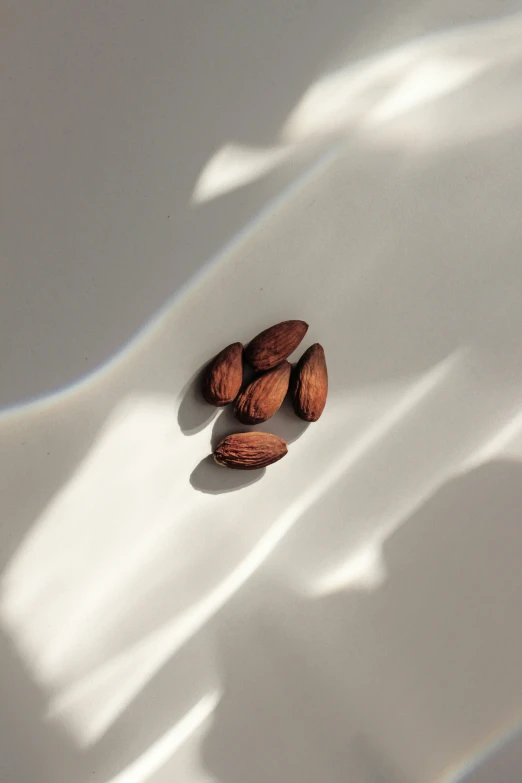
[235, 361, 291, 424]
[214, 432, 288, 470]
[245, 320, 308, 371]
[202, 342, 243, 406]
[292, 343, 328, 421]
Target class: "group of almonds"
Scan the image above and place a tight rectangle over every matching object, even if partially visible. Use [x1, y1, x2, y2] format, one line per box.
[201, 320, 327, 470]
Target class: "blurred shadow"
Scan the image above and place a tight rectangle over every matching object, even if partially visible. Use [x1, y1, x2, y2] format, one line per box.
[190, 455, 266, 494]
[194, 11, 522, 204]
[210, 406, 246, 451]
[4, 4, 522, 782]
[201, 579, 404, 783]
[2, 0, 363, 408]
[210, 396, 309, 451]
[79, 630, 218, 783]
[275, 394, 311, 443]
[177, 362, 218, 435]
[200, 459, 522, 783]
[178, 358, 259, 438]
[0, 625, 80, 783]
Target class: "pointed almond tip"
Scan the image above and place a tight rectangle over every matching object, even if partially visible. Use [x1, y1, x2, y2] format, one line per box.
[203, 341, 244, 405]
[245, 319, 310, 370]
[292, 341, 328, 421]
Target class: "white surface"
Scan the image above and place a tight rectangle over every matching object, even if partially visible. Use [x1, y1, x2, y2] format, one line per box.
[2, 2, 522, 782]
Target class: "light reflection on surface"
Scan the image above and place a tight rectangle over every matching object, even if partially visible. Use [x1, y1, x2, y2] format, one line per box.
[0, 143, 339, 421]
[439, 718, 522, 783]
[192, 143, 292, 204]
[2, 7, 522, 783]
[104, 692, 218, 783]
[314, 543, 386, 593]
[311, 399, 522, 598]
[3, 12, 522, 417]
[193, 11, 522, 205]
[1, 355, 459, 744]
[463, 407, 522, 468]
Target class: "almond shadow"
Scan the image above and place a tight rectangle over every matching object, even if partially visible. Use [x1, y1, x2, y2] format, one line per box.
[210, 395, 310, 451]
[177, 362, 218, 435]
[190, 455, 266, 494]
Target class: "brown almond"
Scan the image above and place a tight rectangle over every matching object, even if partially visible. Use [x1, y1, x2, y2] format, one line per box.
[292, 343, 328, 422]
[235, 361, 291, 424]
[202, 342, 243, 406]
[214, 432, 287, 470]
[245, 320, 308, 371]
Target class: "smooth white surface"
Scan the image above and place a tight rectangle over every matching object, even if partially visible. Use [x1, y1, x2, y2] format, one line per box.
[2, 2, 522, 782]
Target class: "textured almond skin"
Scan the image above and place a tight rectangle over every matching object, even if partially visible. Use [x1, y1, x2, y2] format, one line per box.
[202, 343, 243, 406]
[235, 361, 291, 424]
[292, 343, 328, 422]
[214, 432, 288, 469]
[245, 320, 308, 371]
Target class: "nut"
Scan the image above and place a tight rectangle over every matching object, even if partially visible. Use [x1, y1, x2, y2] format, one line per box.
[213, 432, 288, 469]
[291, 343, 328, 421]
[245, 320, 308, 371]
[202, 342, 243, 406]
[235, 361, 291, 424]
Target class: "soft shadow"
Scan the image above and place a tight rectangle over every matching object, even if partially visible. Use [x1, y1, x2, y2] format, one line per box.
[178, 360, 259, 438]
[201, 578, 404, 783]
[190, 455, 266, 494]
[2, 0, 361, 408]
[0, 625, 81, 783]
[210, 406, 245, 450]
[177, 362, 218, 435]
[274, 394, 311, 443]
[210, 395, 309, 451]
[200, 460, 522, 783]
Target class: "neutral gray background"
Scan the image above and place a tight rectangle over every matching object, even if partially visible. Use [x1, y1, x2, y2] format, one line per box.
[2, 1, 522, 782]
